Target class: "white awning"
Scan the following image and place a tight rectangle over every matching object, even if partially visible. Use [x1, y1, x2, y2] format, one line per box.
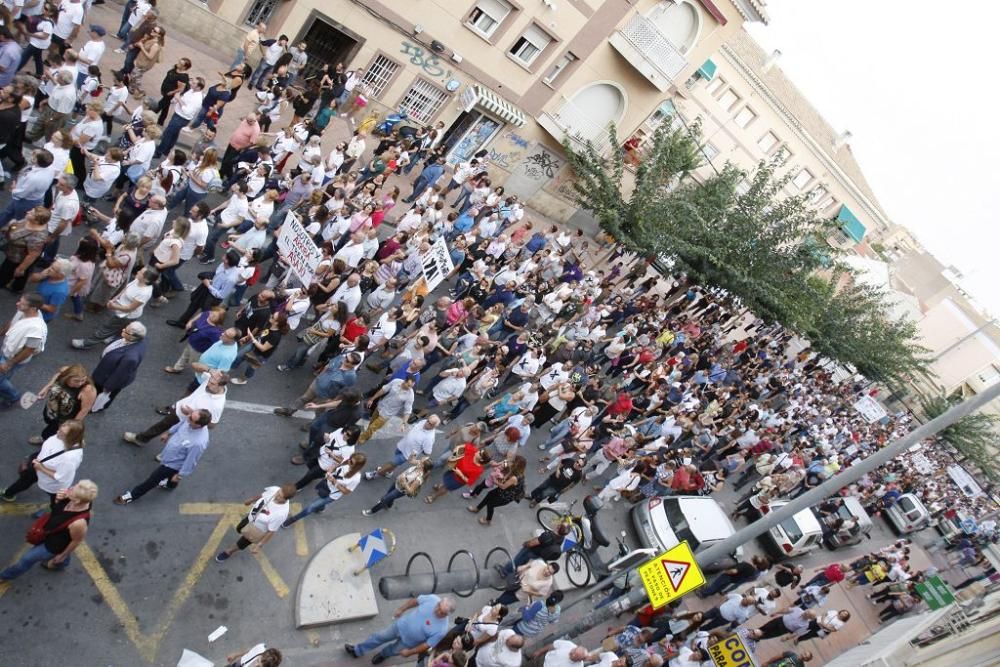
[463, 84, 526, 127]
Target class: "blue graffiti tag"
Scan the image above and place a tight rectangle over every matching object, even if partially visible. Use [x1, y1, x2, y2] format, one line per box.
[400, 40, 446, 77]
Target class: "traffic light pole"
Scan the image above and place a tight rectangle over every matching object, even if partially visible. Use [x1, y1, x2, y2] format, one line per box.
[529, 381, 1000, 650]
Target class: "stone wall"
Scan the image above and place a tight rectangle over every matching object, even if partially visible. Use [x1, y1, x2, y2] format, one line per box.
[147, 0, 247, 56]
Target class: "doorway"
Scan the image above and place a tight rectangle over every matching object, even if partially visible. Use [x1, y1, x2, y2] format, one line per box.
[295, 13, 364, 82]
[442, 110, 505, 163]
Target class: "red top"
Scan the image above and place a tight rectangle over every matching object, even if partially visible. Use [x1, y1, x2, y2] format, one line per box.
[343, 318, 368, 342]
[824, 563, 845, 583]
[371, 209, 386, 228]
[607, 393, 634, 416]
[454, 444, 484, 485]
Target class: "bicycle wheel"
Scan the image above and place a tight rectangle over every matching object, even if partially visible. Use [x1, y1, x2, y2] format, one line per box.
[536, 507, 564, 533]
[564, 549, 592, 588]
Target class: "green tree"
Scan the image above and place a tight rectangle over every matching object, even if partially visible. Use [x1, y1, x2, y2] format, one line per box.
[560, 124, 934, 386]
[920, 394, 1000, 482]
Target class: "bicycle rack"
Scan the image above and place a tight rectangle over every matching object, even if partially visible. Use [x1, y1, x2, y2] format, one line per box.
[378, 547, 514, 600]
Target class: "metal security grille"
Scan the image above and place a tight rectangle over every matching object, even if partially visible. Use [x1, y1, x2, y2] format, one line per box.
[362, 55, 399, 99]
[399, 79, 448, 124]
[244, 0, 279, 27]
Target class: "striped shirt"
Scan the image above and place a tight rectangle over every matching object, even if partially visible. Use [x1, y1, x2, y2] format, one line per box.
[514, 604, 560, 637]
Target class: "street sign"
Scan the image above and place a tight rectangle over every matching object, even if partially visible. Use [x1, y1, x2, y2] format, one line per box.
[707, 632, 759, 667]
[915, 575, 955, 610]
[637, 541, 705, 609]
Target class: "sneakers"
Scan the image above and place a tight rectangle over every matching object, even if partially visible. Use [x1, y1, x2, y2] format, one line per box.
[198, 256, 214, 264]
[122, 432, 143, 446]
[214, 552, 230, 562]
[276, 364, 291, 372]
[154, 454, 163, 462]
[70, 339, 86, 349]
[230, 377, 248, 385]
[344, 644, 358, 658]
[149, 296, 169, 308]
[27, 436, 43, 445]
[114, 492, 133, 505]
[461, 491, 474, 499]
[0, 488, 14, 502]
[157, 479, 169, 489]
[113, 47, 125, 54]
[273, 407, 294, 417]
[363, 471, 377, 481]
[361, 509, 373, 516]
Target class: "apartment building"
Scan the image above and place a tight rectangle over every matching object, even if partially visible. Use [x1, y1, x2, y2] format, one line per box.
[196, 0, 767, 221]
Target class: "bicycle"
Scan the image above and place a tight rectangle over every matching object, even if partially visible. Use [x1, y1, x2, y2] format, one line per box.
[535, 499, 592, 588]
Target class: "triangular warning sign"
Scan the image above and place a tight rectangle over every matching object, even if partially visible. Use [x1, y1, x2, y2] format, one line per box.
[660, 558, 691, 592]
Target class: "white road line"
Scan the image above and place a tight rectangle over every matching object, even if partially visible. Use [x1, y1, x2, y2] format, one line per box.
[226, 399, 313, 420]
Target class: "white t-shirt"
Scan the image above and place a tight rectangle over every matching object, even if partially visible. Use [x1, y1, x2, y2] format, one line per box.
[131, 208, 167, 247]
[71, 117, 104, 150]
[543, 640, 585, 667]
[83, 160, 121, 199]
[476, 629, 520, 667]
[35, 435, 83, 494]
[77, 38, 106, 72]
[317, 429, 354, 471]
[324, 464, 361, 500]
[175, 89, 203, 120]
[219, 194, 249, 227]
[28, 18, 54, 49]
[174, 382, 227, 423]
[2, 311, 47, 360]
[43, 142, 70, 174]
[54, 1, 84, 40]
[50, 190, 80, 235]
[128, 139, 156, 174]
[180, 219, 209, 260]
[333, 241, 364, 269]
[110, 279, 153, 320]
[248, 486, 290, 533]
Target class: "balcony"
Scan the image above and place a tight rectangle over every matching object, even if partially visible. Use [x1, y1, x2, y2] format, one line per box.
[537, 96, 614, 155]
[609, 14, 689, 93]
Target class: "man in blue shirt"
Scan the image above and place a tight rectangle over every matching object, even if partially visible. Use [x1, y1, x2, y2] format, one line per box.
[274, 352, 361, 416]
[0, 149, 55, 227]
[114, 410, 212, 504]
[28, 259, 70, 322]
[0, 28, 22, 89]
[446, 208, 478, 241]
[346, 594, 455, 663]
[187, 328, 239, 391]
[404, 156, 446, 203]
[168, 250, 242, 327]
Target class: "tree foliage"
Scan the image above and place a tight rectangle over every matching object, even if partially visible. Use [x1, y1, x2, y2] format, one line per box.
[561, 122, 933, 386]
[920, 394, 1000, 482]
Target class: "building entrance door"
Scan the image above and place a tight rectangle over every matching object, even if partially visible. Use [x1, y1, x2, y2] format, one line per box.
[297, 15, 363, 82]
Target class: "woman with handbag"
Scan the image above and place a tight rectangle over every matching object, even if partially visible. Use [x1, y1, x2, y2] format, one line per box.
[466, 455, 526, 526]
[86, 232, 141, 312]
[29, 365, 97, 445]
[363, 457, 433, 516]
[216, 484, 297, 562]
[1, 420, 85, 503]
[0, 205, 51, 292]
[292, 425, 361, 491]
[0, 480, 97, 581]
[425, 443, 490, 505]
[282, 453, 366, 527]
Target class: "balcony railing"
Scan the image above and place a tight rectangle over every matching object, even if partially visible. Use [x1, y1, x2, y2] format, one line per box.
[610, 13, 689, 91]
[537, 96, 614, 155]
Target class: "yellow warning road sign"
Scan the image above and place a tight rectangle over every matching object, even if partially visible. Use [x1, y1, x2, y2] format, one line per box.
[637, 540, 705, 609]
[707, 632, 759, 667]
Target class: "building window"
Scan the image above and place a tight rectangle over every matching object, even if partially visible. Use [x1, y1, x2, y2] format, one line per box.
[717, 89, 739, 111]
[704, 76, 725, 97]
[733, 106, 757, 129]
[509, 24, 552, 66]
[544, 52, 577, 84]
[702, 143, 720, 160]
[399, 79, 449, 124]
[361, 55, 400, 99]
[757, 131, 779, 153]
[467, 0, 513, 38]
[808, 186, 828, 205]
[244, 0, 279, 27]
[792, 168, 814, 190]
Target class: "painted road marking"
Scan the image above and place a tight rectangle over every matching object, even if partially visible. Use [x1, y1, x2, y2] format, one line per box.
[0, 503, 51, 600]
[226, 399, 314, 419]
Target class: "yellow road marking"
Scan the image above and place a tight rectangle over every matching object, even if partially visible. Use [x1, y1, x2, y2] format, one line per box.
[0, 503, 46, 516]
[0, 544, 30, 600]
[253, 550, 290, 598]
[292, 503, 309, 557]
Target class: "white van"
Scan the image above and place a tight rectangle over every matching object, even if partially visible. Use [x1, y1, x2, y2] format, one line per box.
[761, 500, 824, 558]
[631, 495, 743, 572]
[885, 493, 931, 534]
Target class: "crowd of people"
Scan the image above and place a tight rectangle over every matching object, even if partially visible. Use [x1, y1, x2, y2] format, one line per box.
[0, 2, 994, 666]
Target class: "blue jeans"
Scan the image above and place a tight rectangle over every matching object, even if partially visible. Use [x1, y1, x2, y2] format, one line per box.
[0, 543, 65, 580]
[248, 64, 272, 89]
[285, 494, 337, 523]
[354, 621, 407, 658]
[541, 418, 574, 448]
[0, 354, 26, 405]
[160, 261, 185, 292]
[228, 283, 249, 307]
[500, 546, 534, 576]
[71, 295, 84, 316]
[230, 48, 246, 71]
[0, 196, 43, 228]
[168, 183, 207, 212]
[157, 113, 189, 157]
[369, 485, 407, 513]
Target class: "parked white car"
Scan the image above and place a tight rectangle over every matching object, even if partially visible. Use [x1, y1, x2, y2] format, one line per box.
[631, 495, 743, 572]
[761, 500, 824, 558]
[885, 493, 931, 534]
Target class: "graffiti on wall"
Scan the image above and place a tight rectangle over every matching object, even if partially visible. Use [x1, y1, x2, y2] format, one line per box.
[502, 130, 529, 149]
[400, 40, 451, 79]
[487, 148, 515, 170]
[523, 151, 562, 180]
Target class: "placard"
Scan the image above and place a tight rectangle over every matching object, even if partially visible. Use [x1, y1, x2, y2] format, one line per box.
[421, 237, 454, 291]
[277, 211, 322, 286]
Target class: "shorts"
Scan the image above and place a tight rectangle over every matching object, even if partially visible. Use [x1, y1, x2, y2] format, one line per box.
[442, 471, 464, 491]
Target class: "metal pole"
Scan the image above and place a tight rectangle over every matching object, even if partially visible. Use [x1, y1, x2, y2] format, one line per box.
[529, 381, 1000, 649]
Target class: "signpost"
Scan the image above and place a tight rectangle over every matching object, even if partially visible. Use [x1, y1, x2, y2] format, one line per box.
[420, 237, 454, 291]
[707, 632, 758, 667]
[637, 541, 704, 609]
[277, 212, 323, 286]
[915, 575, 955, 610]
